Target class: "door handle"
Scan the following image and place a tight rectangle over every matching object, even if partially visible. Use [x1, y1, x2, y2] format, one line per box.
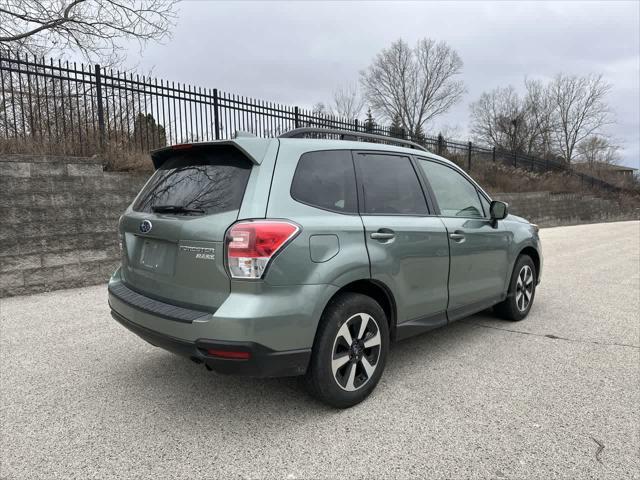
[370, 230, 395, 240]
[449, 232, 465, 242]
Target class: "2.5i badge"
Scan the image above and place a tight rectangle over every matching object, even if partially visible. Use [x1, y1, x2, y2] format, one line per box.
[179, 245, 215, 260]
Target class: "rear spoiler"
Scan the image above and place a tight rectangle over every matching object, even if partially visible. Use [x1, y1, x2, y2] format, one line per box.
[150, 138, 273, 170]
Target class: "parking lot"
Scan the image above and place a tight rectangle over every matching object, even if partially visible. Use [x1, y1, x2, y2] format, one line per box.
[1, 221, 638, 479]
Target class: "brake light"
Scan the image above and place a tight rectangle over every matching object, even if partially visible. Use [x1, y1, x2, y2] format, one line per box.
[226, 220, 299, 279]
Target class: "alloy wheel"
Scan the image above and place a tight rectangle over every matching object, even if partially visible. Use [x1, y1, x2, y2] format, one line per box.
[331, 313, 382, 392]
[515, 265, 534, 312]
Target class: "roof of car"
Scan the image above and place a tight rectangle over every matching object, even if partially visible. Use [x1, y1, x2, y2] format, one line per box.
[151, 136, 458, 170]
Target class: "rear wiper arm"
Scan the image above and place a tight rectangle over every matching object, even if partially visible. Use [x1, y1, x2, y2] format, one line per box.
[151, 204, 205, 215]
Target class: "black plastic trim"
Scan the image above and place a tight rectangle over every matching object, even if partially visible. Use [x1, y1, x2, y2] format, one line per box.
[108, 282, 210, 323]
[447, 295, 505, 323]
[110, 310, 311, 377]
[395, 311, 448, 341]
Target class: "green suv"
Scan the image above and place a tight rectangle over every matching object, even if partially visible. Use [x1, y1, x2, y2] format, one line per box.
[108, 128, 542, 408]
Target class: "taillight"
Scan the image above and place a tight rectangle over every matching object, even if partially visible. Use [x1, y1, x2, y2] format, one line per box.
[226, 220, 300, 279]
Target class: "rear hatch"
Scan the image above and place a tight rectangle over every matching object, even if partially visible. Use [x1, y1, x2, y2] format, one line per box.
[119, 143, 256, 311]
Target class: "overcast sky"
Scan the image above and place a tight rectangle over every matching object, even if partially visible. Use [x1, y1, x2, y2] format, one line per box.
[129, 1, 639, 168]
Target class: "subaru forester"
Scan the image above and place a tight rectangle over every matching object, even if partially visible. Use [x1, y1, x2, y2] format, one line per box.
[108, 128, 542, 408]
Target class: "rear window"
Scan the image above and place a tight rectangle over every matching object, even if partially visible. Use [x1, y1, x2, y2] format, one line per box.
[355, 153, 428, 215]
[290, 150, 357, 213]
[133, 147, 252, 215]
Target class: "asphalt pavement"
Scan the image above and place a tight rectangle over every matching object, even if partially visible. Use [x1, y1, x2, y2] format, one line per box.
[1, 221, 638, 479]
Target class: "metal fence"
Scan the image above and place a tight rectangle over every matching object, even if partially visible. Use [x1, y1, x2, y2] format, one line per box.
[0, 50, 624, 193]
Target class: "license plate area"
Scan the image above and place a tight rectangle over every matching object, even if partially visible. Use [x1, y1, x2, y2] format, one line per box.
[138, 237, 176, 275]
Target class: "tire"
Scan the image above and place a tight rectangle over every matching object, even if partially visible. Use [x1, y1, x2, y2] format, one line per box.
[494, 254, 537, 321]
[305, 292, 389, 408]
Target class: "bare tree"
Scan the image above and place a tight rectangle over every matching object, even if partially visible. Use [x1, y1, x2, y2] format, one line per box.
[0, 0, 178, 64]
[311, 102, 328, 116]
[574, 135, 624, 185]
[330, 82, 364, 120]
[470, 74, 613, 164]
[549, 73, 612, 164]
[360, 38, 465, 136]
[576, 135, 619, 166]
[524, 78, 556, 157]
[470, 85, 533, 153]
[434, 123, 463, 140]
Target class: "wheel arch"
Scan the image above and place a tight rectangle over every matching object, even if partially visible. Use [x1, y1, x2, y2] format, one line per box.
[519, 246, 541, 280]
[322, 279, 398, 340]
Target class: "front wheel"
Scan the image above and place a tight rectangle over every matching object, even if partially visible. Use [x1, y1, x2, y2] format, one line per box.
[305, 292, 389, 408]
[494, 254, 537, 321]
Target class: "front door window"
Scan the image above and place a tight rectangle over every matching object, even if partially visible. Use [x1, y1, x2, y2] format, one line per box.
[417, 160, 485, 218]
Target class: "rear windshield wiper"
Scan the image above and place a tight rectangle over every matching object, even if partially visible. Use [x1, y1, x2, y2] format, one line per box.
[151, 204, 205, 215]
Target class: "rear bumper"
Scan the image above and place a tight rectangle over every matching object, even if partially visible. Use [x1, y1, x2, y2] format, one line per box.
[107, 268, 337, 377]
[111, 309, 311, 377]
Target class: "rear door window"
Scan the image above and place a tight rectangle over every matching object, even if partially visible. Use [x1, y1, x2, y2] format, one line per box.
[355, 153, 428, 215]
[133, 146, 252, 215]
[290, 150, 357, 213]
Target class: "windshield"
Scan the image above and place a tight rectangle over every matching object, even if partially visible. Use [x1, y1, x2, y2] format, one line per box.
[133, 147, 252, 215]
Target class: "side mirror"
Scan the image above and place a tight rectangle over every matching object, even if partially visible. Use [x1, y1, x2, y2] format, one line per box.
[490, 200, 508, 221]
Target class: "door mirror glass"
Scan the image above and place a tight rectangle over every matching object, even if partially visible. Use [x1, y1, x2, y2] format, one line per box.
[490, 200, 508, 220]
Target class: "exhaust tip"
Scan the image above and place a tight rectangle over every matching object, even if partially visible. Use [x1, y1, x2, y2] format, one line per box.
[190, 356, 203, 364]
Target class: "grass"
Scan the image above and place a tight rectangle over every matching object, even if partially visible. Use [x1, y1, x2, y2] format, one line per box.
[0, 136, 155, 172]
[445, 152, 640, 198]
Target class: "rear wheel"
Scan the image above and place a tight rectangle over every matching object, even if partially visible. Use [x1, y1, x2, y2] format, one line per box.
[494, 255, 537, 321]
[305, 292, 389, 408]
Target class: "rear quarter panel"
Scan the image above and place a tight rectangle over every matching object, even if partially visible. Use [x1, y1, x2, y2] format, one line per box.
[263, 141, 370, 287]
[238, 139, 280, 219]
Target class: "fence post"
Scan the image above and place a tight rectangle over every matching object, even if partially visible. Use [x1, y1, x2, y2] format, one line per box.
[213, 88, 220, 140]
[294, 106, 300, 128]
[492, 146, 496, 163]
[514, 151, 517, 168]
[94, 64, 105, 150]
[437, 134, 444, 155]
[467, 141, 472, 171]
[354, 118, 358, 131]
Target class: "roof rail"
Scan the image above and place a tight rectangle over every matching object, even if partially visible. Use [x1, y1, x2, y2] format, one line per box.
[278, 127, 429, 152]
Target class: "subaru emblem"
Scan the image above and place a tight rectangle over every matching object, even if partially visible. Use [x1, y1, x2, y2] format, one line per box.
[139, 220, 153, 234]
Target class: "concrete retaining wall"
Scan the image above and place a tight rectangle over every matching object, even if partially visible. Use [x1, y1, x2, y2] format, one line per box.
[0, 154, 148, 297]
[494, 191, 639, 227]
[1, 154, 638, 297]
